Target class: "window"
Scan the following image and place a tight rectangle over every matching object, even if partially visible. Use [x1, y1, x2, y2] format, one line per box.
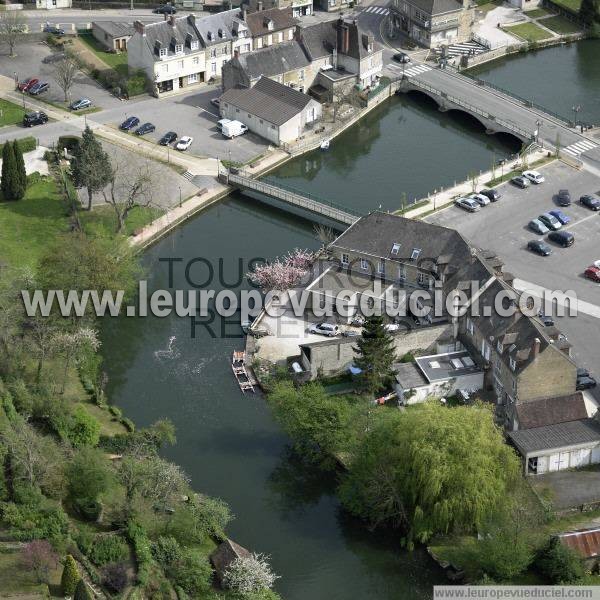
[288, 28, 294, 40]
[391, 243, 400, 255]
[466, 317, 474, 335]
[410, 248, 421, 260]
[278, 31, 283, 42]
[481, 340, 491, 362]
[188, 73, 198, 83]
[398, 265, 406, 280]
[193, 56, 199, 65]
[299, 69, 304, 81]
[267, 34, 273, 45]
[496, 340, 503, 353]
[161, 63, 168, 73]
[257, 38, 263, 49]
[243, 43, 251, 52]
[259, 119, 263, 124]
[178, 60, 184, 70]
[377, 260, 385, 274]
[175, 44, 183, 55]
[341, 253, 349, 266]
[159, 48, 167, 57]
[222, 46, 228, 55]
[509, 357, 516, 372]
[191, 40, 199, 50]
[360, 258, 368, 271]
[418, 273, 428, 286]
[211, 62, 217, 74]
[210, 48, 217, 58]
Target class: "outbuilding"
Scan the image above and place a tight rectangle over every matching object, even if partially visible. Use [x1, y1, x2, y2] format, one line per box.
[219, 76, 321, 146]
[92, 21, 135, 52]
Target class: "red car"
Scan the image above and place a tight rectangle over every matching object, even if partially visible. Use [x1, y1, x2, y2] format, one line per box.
[18, 78, 38, 92]
[584, 266, 600, 283]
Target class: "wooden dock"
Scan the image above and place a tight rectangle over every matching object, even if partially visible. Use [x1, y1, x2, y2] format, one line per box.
[232, 351, 256, 393]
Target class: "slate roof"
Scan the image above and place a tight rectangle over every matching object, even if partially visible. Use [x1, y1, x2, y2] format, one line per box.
[92, 21, 135, 38]
[298, 19, 338, 60]
[559, 528, 600, 559]
[330, 211, 473, 267]
[337, 18, 380, 60]
[139, 15, 202, 59]
[245, 7, 296, 37]
[220, 76, 313, 126]
[516, 392, 588, 430]
[233, 40, 310, 79]
[194, 9, 246, 46]
[404, 0, 464, 16]
[508, 418, 600, 455]
[210, 539, 251, 585]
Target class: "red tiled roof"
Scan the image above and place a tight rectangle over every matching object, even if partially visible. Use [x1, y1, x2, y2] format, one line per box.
[559, 528, 600, 559]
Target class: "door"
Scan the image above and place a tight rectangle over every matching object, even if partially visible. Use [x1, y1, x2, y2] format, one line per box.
[558, 452, 569, 470]
[549, 453, 560, 472]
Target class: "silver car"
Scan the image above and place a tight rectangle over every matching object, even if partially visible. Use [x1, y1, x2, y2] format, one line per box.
[469, 193, 490, 206]
[455, 197, 480, 212]
[528, 219, 549, 235]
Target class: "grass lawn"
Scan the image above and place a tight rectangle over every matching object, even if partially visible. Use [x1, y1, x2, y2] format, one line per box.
[0, 547, 61, 596]
[505, 22, 553, 41]
[550, 0, 581, 12]
[78, 33, 129, 77]
[0, 98, 25, 128]
[525, 7, 554, 17]
[80, 204, 164, 237]
[0, 178, 69, 269]
[475, 0, 503, 13]
[541, 14, 582, 33]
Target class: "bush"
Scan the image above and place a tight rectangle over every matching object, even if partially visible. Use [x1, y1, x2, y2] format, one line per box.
[151, 536, 182, 567]
[126, 521, 153, 585]
[170, 549, 212, 597]
[61, 554, 80, 596]
[1, 501, 69, 542]
[121, 417, 135, 432]
[536, 537, 584, 584]
[73, 578, 93, 600]
[109, 405, 122, 418]
[57, 135, 81, 154]
[223, 553, 279, 595]
[57, 406, 101, 448]
[89, 535, 129, 567]
[26, 172, 43, 186]
[103, 562, 129, 593]
[0, 137, 36, 155]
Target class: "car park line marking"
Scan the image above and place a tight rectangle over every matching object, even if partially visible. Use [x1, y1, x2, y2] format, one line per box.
[562, 211, 600, 231]
[197, 106, 219, 119]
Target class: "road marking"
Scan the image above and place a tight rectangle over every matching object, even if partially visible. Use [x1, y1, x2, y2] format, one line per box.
[560, 210, 600, 231]
[364, 5, 389, 13]
[402, 64, 432, 78]
[197, 106, 219, 118]
[564, 139, 598, 156]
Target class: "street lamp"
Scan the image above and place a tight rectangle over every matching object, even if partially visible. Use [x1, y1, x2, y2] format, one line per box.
[572, 105, 581, 128]
[535, 119, 542, 144]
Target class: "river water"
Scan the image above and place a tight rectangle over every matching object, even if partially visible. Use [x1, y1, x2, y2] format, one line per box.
[101, 42, 598, 600]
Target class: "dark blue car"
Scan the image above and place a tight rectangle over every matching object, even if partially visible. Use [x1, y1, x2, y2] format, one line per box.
[549, 209, 571, 225]
[120, 116, 140, 131]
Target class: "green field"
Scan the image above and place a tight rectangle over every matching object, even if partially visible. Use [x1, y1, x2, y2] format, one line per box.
[0, 98, 25, 127]
[80, 203, 163, 237]
[506, 22, 553, 41]
[78, 33, 129, 77]
[541, 14, 582, 33]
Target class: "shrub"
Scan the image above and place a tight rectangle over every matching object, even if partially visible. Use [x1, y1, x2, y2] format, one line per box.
[73, 578, 93, 600]
[21, 540, 59, 584]
[26, 172, 43, 186]
[89, 535, 129, 566]
[60, 554, 80, 596]
[170, 549, 213, 597]
[109, 405, 122, 418]
[121, 417, 135, 432]
[102, 562, 129, 593]
[74, 527, 94, 556]
[61, 406, 101, 448]
[7, 379, 33, 414]
[1, 501, 69, 542]
[223, 553, 279, 595]
[151, 536, 182, 567]
[536, 537, 584, 584]
[57, 135, 81, 154]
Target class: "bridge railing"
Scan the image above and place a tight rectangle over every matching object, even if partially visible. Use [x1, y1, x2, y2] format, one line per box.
[229, 170, 361, 223]
[407, 78, 535, 140]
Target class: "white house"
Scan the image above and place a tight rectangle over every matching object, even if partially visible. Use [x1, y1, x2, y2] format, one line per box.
[219, 76, 322, 145]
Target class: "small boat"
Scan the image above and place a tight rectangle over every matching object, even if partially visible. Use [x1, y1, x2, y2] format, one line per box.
[320, 139, 330, 151]
[232, 350, 255, 393]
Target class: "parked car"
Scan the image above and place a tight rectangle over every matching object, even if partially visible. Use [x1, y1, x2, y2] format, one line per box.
[549, 209, 570, 225]
[341, 330, 360, 337]
[538, 312, 554, 327]
[70, 97, 92, 111]
[135, 122, 156, 136]
[455, 197, 480, 212]
[557, 189, 571, 206]
[527, 240, 552, 256]
[528, 219, 549, 235]
[43, 24, 65, 35]
[309, 322, 339, 337]
[479, 188, 501, 202]
[159, 131, 178, 145]
[210, 97, 221, 108]
[511, 175, 530, 188]
[217, 118, 232, 132]
[222, 120, 248, 139]
[28, 82, 49, 95]
[393, 52, 411, 63]
[576, 375, 597, 390]
[580, 194, 600, 211]
[17, 78, 38, 92]
[153, 4, 176, 13]
[176, 136, 193, 151]
[41, 52, 65, 64]
[538, 213, 561, 231]
[23, 111, 48, 127]
[468, 193, 490, 206]
[548, 230, 574, 247]
[584, 266, 600, 283]
[119, 116, 140, 131]
[523, 170, 545, 184]
[577, 367, 590, 379]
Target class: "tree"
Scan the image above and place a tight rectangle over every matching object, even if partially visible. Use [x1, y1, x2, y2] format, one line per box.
[64, 405, 101, 448]
[53, 328, 100, 394]
[60, 554, 80, 596]
[353, 315, 396, 396]
[67, 446, 113, 504]
[53, 56, 80, 103]
[246, 249, 315, 292]
[71, 127, 112, 211]
[1, 140, 24, 201]
[73, 578, 93, 600]
[12, 140, 26, 192]
[0, 11, 27, 57]
[223, 553, 280, 595]
[580, 0, 600, 24]
[101, 160, 156, 233]
[536, 537, 584, 584]
[339, 402, 521, 543]
[21, 540, 59, 583]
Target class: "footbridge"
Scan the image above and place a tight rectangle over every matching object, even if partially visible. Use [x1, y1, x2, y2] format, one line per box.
[223, 169, 359, 226]
[395, 63, 600, 165]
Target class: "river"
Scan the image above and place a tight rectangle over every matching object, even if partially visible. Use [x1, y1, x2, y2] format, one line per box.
[101, 41, 598, 600]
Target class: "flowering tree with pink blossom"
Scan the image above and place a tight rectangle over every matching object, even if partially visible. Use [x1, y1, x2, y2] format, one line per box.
[21, 540, 59, 583]
[247, 249, 316, 292]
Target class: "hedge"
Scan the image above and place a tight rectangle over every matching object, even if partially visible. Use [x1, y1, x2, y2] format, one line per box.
[0, 137, 36, 155]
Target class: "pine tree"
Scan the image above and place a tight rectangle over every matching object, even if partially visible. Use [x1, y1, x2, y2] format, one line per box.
[73, 578, 93, 600]
[12, 140, 27, 193]
[1, 141, 24, 201]
[60, 554, 80, 596]
[353, 315, 397, 396]
[71, 126, 112, 211]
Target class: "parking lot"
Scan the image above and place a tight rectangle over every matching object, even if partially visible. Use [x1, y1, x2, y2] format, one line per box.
[426, 160, 600, 399]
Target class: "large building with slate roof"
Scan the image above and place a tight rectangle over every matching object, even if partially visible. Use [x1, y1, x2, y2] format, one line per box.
[220, 76, 321, 144]
[390, 0, 474, 48]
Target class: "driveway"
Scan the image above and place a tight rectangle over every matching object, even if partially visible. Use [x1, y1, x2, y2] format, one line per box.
[530, 467, 600, 510]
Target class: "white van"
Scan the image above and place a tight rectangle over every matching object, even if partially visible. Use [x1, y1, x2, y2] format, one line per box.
[222, 120, 248, 139]
[217, 118, 232, 132]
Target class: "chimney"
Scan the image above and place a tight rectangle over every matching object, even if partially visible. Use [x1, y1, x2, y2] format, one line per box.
[532, 337, 541, 359]
[169, 14, 177, 26]
[258, 0, 263, 9]
[134, 20, 146, 36]
[242, 7, 248, 21]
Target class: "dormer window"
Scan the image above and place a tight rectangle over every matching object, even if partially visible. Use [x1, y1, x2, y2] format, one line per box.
[509, 357, 516, 371]
[265, 18, 274, 30]
[190, 40, 199, 50]
[159, 47, 167, 57]
[175, 44, 183, 54]
[410, 248, 421, 260]
[207, 31, 214, 41]
[391, 243, 400, 255]
[218, 28, 224, 38]
[368, 42, 373, 52]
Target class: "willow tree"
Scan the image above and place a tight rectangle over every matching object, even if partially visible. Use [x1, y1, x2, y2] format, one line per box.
[339, 402, 521, 544]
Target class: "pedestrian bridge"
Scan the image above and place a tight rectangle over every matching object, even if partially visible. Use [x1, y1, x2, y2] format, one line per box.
[223, 170, 359, 227]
